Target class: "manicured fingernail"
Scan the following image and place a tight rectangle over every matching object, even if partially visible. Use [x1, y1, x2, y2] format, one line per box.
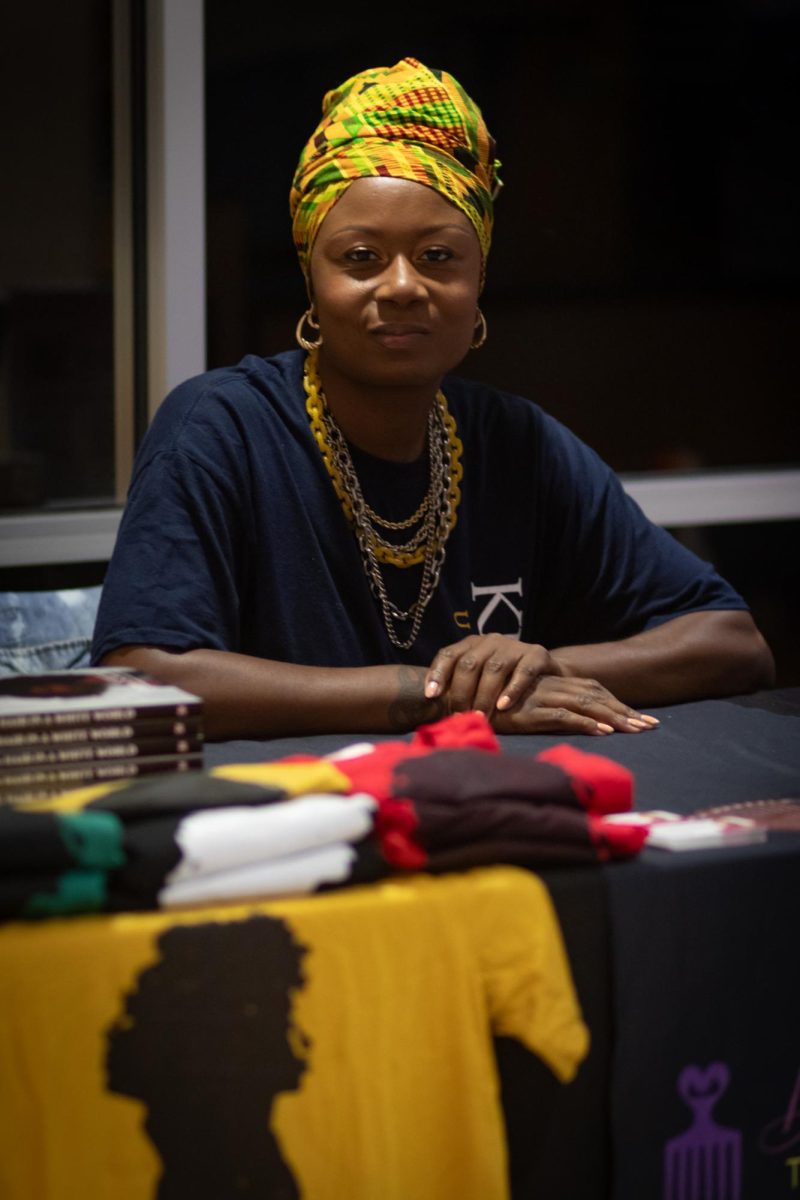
[597, 722, 615, 733]
[641, 715, 660, 726]
[425, 680, 440, 698]
[496, 694, 512, 711]
[627, 718, 648, 729]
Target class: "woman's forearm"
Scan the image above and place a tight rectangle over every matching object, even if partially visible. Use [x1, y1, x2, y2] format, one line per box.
[100, 646, 444, 740]
[550, 610, 775, 708]
[102, 609, 774, 741]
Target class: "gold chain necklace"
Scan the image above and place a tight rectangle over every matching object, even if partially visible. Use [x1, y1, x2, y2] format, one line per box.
[303, 349, 463, 649]
[364, 490, 430, 531]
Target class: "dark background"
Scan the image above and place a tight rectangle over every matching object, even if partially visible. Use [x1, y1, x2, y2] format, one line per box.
[205, 0, 799, 473]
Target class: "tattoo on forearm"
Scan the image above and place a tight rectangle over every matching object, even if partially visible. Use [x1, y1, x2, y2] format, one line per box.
[387, 666, 447, 731]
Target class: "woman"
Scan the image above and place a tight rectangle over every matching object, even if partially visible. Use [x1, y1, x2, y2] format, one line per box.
[92, 58, 774, 739]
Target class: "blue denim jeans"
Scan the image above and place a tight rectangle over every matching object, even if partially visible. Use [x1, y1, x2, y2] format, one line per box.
[0, 587, 102, 675]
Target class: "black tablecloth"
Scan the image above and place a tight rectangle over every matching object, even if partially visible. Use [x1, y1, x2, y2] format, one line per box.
[204, 688, 800, 817]
[204, 690, 800, 1200]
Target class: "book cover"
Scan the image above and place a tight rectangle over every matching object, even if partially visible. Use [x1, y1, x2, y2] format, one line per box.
[0, 669, 203, 731]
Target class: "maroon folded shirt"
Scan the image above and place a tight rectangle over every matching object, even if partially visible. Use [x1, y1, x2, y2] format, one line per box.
[330, 713, 646, 869]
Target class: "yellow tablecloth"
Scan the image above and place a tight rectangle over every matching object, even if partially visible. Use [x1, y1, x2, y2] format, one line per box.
[0, 866, 588, 1200]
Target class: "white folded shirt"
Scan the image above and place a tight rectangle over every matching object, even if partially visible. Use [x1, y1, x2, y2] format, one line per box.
[164, 792, 376, 884]
[159, 841, 359, 908]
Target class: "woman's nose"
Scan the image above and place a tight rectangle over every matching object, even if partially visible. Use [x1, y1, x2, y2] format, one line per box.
[374, 255, 427, 304]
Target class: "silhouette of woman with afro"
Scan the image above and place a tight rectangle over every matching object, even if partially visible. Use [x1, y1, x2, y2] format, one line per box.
[106, 915, 309, 1199]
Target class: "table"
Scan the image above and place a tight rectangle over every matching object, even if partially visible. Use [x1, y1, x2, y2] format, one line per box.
[1, 689, 798, 1199]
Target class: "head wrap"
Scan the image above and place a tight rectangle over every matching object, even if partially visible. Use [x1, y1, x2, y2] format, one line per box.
[290, 57, 502, 281]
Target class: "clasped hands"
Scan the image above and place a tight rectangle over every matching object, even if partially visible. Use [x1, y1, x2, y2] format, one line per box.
[424, 633, 658, 735]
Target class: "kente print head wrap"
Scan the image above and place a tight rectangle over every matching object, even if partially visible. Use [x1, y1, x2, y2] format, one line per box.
[290, 57, 502, 281]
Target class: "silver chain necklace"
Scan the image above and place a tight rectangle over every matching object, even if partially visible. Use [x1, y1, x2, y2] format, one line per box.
[318, 397, 454, 650]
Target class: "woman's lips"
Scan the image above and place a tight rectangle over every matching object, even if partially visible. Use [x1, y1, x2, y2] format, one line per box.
[370, 323, 430, 348]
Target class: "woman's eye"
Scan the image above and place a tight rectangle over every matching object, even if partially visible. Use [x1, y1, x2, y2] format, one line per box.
[344, 247, 376, 263]
[421, 247, 453, 263]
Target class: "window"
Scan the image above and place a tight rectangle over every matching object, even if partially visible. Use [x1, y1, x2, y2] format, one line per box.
[0, 0, 205, 578]
[0, 3, 114, 511]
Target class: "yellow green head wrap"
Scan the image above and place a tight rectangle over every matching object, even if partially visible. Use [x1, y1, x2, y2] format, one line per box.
[290, 57, 502, 282]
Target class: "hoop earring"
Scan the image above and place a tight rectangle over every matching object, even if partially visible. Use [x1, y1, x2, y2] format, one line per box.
[470, 308, 487, 350]
[296, 307, 323, 352]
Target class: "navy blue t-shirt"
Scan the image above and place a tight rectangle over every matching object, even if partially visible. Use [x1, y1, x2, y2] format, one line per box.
[91, 350, 746, 668]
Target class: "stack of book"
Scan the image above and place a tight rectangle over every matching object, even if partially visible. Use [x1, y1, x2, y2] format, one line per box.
[0, 668, 204, 805]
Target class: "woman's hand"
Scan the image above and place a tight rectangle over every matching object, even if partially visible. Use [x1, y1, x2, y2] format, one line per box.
[424, 634, 658, 735]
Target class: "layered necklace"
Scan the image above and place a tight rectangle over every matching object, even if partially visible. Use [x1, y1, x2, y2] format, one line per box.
[303, 349, 463, 649]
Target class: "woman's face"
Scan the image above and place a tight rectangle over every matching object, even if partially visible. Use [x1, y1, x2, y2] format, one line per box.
[309, 177, 482, 393]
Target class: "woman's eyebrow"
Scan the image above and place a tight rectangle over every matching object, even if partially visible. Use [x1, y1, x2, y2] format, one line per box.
[327, 223, 471, 238]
